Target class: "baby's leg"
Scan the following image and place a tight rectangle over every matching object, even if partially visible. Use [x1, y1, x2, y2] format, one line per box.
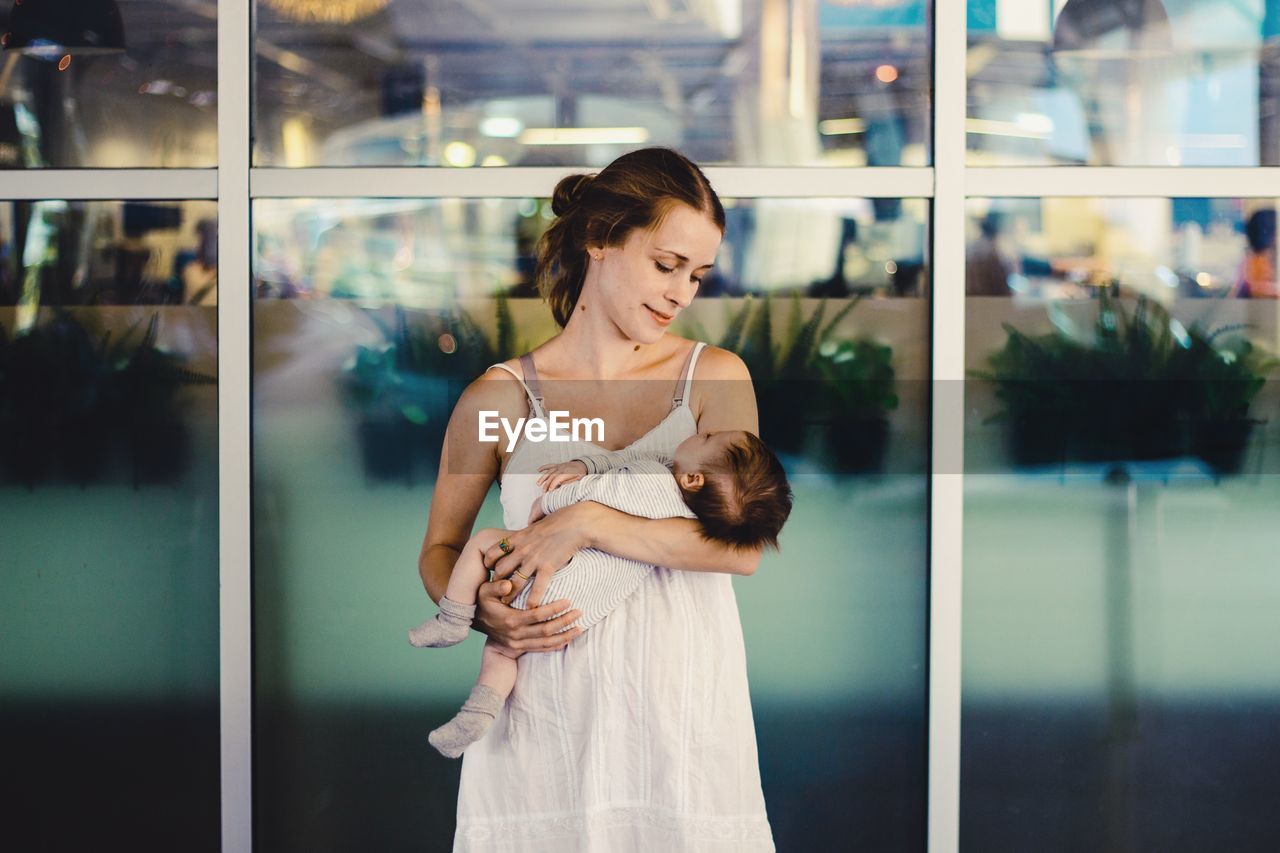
[429, 640, 521, 759]
[408, 528, 506, 648]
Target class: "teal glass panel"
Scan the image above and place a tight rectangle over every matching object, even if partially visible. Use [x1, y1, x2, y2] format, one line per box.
[252, 195, 930, 850]
[963, 197, 1280, 851]
[0, 200, 220, 850]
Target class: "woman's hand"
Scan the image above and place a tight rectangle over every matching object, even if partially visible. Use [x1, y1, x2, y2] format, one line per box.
[473, 579, 583, 654]
[485, 501, 600, 609]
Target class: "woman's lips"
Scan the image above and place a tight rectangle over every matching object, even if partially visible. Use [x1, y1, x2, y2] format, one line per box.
[646, 305, 674, 326]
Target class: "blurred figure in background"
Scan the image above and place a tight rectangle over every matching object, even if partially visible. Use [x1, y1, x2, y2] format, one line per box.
[1233, 209, 1278, 299]
[967, 212, 1017, 296]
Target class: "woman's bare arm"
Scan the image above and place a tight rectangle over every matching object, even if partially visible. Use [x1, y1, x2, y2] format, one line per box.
[418, 370, 583, 652]
[486, 346, 765, 582]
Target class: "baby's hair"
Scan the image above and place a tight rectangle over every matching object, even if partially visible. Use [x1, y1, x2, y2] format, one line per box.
[680, 432, 793, 551]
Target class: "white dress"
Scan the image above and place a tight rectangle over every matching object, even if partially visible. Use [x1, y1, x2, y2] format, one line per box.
[454, 343, 775, 853]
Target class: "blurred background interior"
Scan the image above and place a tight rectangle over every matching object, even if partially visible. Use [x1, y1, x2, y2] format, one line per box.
[1, 1, 1278, 852]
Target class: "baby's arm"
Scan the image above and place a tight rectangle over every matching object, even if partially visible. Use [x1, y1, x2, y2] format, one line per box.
[575, 444, 673, 475]
[536, 443, 672, 491]
[540, 460, 694, 521]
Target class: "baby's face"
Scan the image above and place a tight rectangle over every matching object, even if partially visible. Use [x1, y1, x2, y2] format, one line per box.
[673, 430, 743, 476]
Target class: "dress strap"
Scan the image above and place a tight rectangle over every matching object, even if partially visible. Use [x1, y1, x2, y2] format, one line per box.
[517, 353, 547, 416]
[485, 361, 547, 419]
[672, 341, 707, 409]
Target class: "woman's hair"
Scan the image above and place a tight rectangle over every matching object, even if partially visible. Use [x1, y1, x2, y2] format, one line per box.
[534, 147, 725, 327]
[679, 431, 794, 551]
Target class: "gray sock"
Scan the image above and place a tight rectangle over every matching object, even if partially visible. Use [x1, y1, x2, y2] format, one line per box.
[428, 683, 504, 759]
[408, 596, 476, 648]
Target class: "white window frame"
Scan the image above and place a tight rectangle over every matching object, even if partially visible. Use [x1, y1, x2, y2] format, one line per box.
[5, 2, 1273, 851]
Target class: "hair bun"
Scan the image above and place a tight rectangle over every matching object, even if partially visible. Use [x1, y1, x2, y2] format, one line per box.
[551, 173, 595, 217]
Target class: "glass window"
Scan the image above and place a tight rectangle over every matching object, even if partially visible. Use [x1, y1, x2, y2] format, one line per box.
[963, 197, 1280, 850]
[968, 0, 1280, 166]
[0, 200, 218, 307]
[252, 196, 930, 850]
[0, 2, 218, 168]
[0, 200, 220, 850]
[252, 1, 931, 167]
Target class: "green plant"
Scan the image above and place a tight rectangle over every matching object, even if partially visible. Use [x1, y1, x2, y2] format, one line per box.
[0, 309, 214, 488]
[340, 295, 525, 481]
[714, 294, 898, 468]
[972, 289, 1279, 471]
[110, 313, 216, 485]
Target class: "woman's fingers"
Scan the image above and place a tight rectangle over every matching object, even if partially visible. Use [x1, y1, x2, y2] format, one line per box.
[474, 580, 515, 643]
[483, 534, 521, 570]
[525, 563, 559, 610]
[508, 606, 582, 641]
[490, 549, 527, 581]
[485, 538, 516, 573]
[512, 627, 583, 652]
[500, 570, 530, 604]
[478, 579, 512, 601]
[523, 598, 573, 621]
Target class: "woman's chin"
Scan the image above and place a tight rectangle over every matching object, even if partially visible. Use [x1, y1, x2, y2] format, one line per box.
[627, 324, 667, 346]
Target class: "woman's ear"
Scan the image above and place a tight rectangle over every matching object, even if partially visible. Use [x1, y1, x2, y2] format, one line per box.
[679, 471, 705, 492]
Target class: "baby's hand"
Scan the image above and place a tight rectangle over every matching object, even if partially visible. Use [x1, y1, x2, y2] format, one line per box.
[536, 460, 588, 491]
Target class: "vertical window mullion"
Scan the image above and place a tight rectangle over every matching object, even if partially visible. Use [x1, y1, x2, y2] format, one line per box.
[930, 1, 967, 851]
[219, 0, 253, 850]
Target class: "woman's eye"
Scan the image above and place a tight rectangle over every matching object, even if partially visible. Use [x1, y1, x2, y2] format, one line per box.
[654, 261, 674, 274]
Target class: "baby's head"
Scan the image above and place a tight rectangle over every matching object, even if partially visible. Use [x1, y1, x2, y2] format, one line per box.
[671, 430, 793, 550]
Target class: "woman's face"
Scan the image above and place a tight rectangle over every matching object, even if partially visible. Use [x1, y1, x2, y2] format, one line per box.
[589, 203, 722, 345]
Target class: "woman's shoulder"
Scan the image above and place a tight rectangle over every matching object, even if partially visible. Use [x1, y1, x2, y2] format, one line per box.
[687, 340, 750, 382]
[456, 359, 530, 414]
[679, 338, 758, 433]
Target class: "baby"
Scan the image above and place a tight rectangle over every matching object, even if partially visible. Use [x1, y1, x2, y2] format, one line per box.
[408, 429, 793, 758]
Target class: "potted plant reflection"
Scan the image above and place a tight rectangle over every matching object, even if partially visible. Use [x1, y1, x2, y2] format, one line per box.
[340, 295, 524, 484]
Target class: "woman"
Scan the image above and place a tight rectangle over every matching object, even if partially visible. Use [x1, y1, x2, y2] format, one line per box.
[418, 147, 773, 851]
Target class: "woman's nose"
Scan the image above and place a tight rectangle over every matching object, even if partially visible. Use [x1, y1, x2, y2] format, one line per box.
[666, 277, 697, 309]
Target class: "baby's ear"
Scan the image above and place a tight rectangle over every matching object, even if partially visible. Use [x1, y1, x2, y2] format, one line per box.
[679, 471, 705, 492]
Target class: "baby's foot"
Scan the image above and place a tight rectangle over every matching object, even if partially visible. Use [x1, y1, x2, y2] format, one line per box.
[408, 597, 476, 648]
[428, 684, 503, 758]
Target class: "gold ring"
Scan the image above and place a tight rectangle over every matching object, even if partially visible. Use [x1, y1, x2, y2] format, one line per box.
[514, 569, 530, 580]
[498, 538, 512, 555]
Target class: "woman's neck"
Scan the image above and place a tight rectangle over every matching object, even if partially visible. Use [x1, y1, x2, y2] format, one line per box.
[539, 266, 678, 378]
[552, 311, 662, 379]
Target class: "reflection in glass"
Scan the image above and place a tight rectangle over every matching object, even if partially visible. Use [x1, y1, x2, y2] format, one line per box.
[0, 200, 217, 307]
[966, 197, 1280, 301]
[963, 197, 1280, 852]
[0, 201, 219, 849]
[0, 0, 217, 168]
[253, 196, 929, 302]
[252, 197, 930, 850]
[967, 0, 1280, 165]
[253, 1, 931, 167]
